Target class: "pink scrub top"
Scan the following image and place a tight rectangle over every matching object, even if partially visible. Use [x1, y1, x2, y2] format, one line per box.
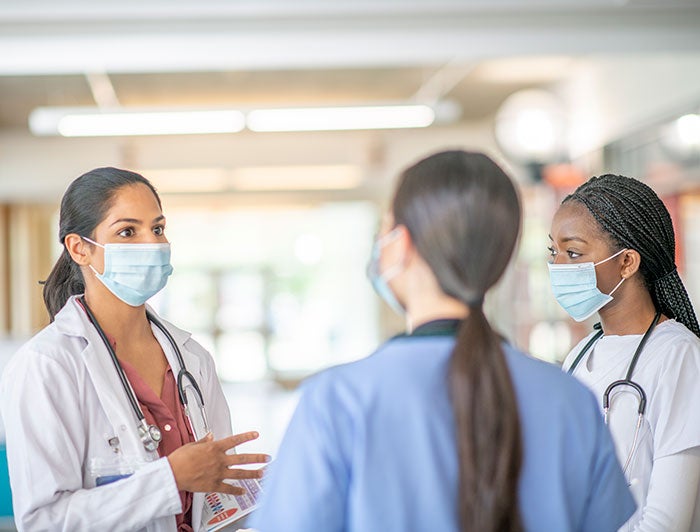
[121, 360, 196, 531]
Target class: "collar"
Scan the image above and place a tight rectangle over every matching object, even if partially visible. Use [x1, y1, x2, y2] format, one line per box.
[396, 318, 462, 339]
[54, 295, 193, 347]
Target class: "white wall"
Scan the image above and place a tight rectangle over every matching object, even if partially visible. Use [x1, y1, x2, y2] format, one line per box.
[558, 52, 700, 158]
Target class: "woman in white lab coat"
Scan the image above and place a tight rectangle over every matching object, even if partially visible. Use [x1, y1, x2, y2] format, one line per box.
[1, 167, 269, 531]
[548, 174, 700, 530]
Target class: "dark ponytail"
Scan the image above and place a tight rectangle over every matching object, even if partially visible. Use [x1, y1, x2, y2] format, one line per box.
[43, 167, 161, 321]
[564, 174, 700, 338]
[393, 151, 523, 531]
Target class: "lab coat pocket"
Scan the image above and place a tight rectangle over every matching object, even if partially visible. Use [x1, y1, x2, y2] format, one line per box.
[88, 455, 146, 487]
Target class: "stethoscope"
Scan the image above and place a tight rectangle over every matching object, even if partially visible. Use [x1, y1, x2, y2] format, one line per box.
[567, 311, 661, 476]
[79, 296, 210, 453]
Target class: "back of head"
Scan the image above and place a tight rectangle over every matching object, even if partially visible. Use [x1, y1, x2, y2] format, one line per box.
[43, 167, 161, 321]
[393, 150, 520, 304]
[565, 174, 699, 337]
[393, 150, 523, 531]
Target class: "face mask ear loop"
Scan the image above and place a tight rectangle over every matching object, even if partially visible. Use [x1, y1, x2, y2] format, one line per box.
[594, 248, 628, 267]
[81, 237, 105, 277]
[608, 277, 625, 297]
[377, 226, 402, 247]
[377, 227, 407, 281]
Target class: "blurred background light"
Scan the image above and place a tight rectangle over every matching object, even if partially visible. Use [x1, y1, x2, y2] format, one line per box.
[246, 104, 437, 132]
[494, 89, 568, 165]
[29, 107, 246, 137]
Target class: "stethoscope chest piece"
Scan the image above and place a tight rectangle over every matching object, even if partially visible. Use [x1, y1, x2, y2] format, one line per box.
[138, 420, 163, 453]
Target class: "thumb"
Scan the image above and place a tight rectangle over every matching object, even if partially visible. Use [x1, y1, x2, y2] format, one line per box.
[198, 432, 214, 444]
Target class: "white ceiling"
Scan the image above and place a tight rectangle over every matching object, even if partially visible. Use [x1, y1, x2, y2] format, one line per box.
[1, 0, 698, 131]
[1, 0, 699, 75]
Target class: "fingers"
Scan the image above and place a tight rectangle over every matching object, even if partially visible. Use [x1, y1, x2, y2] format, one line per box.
[222, 467, 265, 481]
[225, 453, 270, 467]
[216, 482, 246, 496]
[215, 431, 260, 451]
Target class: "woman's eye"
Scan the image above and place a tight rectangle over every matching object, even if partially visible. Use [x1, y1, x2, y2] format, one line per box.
[567, 250, 581, 259]
[117, 227, 134, 238]
[547, 246, 557, 257]
[153, 225, 165, 236]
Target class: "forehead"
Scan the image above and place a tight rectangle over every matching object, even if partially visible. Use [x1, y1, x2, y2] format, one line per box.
[551, 200, 605, 242]
[102, 183, 162, 220]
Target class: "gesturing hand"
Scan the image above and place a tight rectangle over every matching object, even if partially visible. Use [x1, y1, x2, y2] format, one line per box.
[167, 431, 270, 495]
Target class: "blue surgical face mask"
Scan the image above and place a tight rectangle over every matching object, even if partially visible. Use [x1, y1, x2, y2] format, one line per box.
[548, 248, 627, 322]
[366, 229, 405, 316]
[83, 237, 174, 307]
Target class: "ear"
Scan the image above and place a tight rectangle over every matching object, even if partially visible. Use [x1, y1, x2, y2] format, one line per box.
[393, 224, 416, 263]
[620, 249, 642, 279]
[64, 234, 92, 266]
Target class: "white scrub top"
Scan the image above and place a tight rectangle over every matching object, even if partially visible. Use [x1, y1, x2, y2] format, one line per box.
[564, 319, 700, 531]
[0, 295, 233, 532]
[252, 332, 635, 532]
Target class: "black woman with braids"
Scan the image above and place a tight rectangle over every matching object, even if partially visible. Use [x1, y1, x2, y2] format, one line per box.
[549, 174, 700, 531]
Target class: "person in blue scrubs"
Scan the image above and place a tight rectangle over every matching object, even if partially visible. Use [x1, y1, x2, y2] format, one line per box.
[251, 150, 635, 532]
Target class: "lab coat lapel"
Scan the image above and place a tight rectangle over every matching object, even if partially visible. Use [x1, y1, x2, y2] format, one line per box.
[146, 308, 202, 388]
[55, 297, 155, 460]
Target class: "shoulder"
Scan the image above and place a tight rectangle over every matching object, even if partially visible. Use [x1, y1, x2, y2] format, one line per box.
[1, 322, 81, 396]
[10, 320, 83, 368]
[638, 319, 700, 376]
[504, 344, 598, 406]
[503, 344, 586, 393]
[651, 319, 700, 354]
[299, 336, 454, 404]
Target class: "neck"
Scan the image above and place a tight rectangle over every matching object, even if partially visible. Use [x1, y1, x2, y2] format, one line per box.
[83, 287, 152, 343]
[598, 285, 658, 336]
[406, 295, 468, 333]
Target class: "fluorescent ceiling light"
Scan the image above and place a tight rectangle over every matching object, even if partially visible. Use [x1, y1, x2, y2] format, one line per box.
[230, 165, 362, 191]
[29, 107, 245, 137]
[29, 102, 446, 136]
[247, 104, 435, 132]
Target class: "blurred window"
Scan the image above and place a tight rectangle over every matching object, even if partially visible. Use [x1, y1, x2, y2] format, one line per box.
[150, 202, 380, 382]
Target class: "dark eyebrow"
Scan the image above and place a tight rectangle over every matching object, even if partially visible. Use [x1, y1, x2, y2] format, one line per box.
[109, 215, 165, 227]
[547, 234, 588, 244]
[562, 236, 588, 244]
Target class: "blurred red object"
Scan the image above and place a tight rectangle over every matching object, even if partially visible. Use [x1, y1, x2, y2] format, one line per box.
[542, 163, 586, 189]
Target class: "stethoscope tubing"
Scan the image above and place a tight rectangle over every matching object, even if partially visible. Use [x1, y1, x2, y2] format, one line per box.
[568, 311, 661, 479]
[80, 296, 206, 449]
[81, 296, 145, 425]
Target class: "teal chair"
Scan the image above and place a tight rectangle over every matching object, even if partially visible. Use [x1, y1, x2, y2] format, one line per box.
[0, 443, 12, 517]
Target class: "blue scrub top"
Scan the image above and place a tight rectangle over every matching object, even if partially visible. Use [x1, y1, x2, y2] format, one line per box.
[251, 334, 636, 532]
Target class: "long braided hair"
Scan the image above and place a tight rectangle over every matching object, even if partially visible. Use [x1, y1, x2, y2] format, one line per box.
[564, 174, 700, 338]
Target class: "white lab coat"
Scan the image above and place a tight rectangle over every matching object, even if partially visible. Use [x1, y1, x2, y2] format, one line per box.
[564, 319, 700, 531]
[0, 295, 233, 532]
